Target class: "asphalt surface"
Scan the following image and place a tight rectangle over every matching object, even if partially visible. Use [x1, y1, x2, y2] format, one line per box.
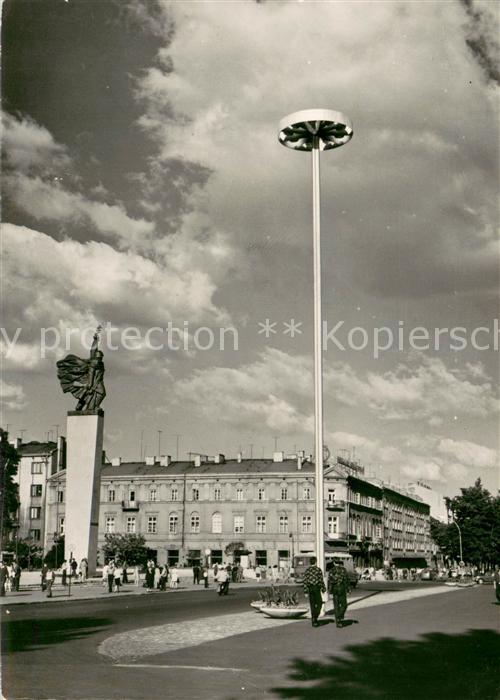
[2, 582, 499, 700]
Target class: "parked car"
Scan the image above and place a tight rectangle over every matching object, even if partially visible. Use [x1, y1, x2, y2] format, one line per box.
[475, 572, 494, 585]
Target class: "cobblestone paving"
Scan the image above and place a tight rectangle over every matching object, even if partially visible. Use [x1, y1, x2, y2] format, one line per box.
[98, 586, 456, 664]
[98, 610, 298, 662]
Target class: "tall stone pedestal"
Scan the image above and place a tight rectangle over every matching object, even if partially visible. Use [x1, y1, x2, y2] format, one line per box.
[64, 410, 104, 576]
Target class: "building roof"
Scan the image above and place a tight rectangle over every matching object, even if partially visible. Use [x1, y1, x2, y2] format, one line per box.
[19, 441, 57, 457]
[100, 458, 316, 479]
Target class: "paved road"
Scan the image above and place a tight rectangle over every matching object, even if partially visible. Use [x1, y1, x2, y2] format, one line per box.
[2, 583, 499, 699]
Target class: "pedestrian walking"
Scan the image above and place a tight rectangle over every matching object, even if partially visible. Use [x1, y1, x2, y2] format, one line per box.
[303, 556, 325, 627]
[121, 561, 128, 584]
[328, 560, 350, 628]
[61, 561, 67, 586]
[170, 567, 179, 589]
[159, 564, 169, 591]
[213, 563, 219, 582]
[70, 557, 78, 580]
[145, 562, 155, 590]
[41, 563, 48, 591]
[193, 564, 200, 585]
[102, 562, 109, 588]
[46, 568, 56, 598]
[13, 562, 22, 591]
[203, 566, 209, 588]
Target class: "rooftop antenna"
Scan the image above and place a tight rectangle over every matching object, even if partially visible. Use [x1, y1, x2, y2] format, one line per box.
[19, 429, 26, 442]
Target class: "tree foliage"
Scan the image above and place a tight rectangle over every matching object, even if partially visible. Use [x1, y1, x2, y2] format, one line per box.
[0, 429, 20, 548]
[430, 479, 499, 565]
[102, 533, 148, 565]
[4, 538, 43, 569]
[44, 536, 65, 568]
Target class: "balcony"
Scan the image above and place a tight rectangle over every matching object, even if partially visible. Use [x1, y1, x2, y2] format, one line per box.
[326, 500, 346, 511]
[121, 500, 139, 511]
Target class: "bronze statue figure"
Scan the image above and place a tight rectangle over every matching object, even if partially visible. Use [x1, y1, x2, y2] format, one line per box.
[57, 327, 106, 411]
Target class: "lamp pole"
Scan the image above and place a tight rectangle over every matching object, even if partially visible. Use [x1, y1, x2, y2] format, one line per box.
[452, 519, 463, 563]
[279, 109, 353, 571]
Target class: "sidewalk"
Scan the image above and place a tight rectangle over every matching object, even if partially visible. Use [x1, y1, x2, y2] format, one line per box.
[0, 578, 266, 606]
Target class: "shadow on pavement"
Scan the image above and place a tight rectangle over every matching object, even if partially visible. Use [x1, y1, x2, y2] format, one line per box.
[1, 616, 112, 653]
[272, 629, 500, 699]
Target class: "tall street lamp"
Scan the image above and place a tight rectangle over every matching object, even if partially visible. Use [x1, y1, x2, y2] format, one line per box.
[279, 109, 353, 571]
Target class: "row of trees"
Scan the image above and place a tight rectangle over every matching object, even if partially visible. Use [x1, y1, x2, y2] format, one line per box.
[430, 479, 500, 566]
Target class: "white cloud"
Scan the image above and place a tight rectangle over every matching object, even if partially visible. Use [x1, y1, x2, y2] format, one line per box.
[2, 112, 71, 173]
[326, 356, 499, 421]
[437, 438, 498, 470]
[0, 379, 26, 411]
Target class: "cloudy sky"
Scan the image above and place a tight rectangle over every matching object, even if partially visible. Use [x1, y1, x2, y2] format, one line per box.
[1, 0, 499, 497]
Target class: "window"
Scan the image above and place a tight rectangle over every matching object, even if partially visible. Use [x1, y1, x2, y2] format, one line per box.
[147, 516, 157, 534]
[236, 488, 244, 501]
[127, 517, 136, 533]
[30, 506, 41, 519]
[149, 488, 157, 502]
[279, 515, 289, 533]
[31, 462, 43, 474]
[211, 549, 223, 564]
[108, 489, 115, 502]
[327, 489, 336, 505]
[190, 513, 200, 533]
[58, 516, 65, 534]
[303, 486, 311, 500]
[327, 515, 339, 535]
[234, 515, 244, 533]
[106, 517, 115, 533]
[255, 550, 267, 566]
[29, 529, 41, 541]
[129, 490, 136, 503]
[171, 486, 178, 501]
[278, 549, 290, 564]
[280, 487, 288, 501]
[355, 492, 361, 504]
[30, 484, 42, 497]
[214, 487, 221, 501]
[301, 515, 312, 533]
[167, 550, 179, 566]
[212, 512, 222, 534]
[258, 487, 266, 501]
[192, 487, 199, 501]
[169, 514, 178, 534]
[256, 515, 266, 533]
[57, 489, 64, 503]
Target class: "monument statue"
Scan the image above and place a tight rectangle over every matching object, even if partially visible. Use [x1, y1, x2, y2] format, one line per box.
[57, 327, 106, 411]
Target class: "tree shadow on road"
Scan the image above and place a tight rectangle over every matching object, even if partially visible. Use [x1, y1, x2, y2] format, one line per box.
[272, 629, 499, 699]
[1, 615, 112, 653]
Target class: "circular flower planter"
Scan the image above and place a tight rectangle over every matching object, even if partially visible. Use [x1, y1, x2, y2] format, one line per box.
[260, 606, 308, 619]
[250, 601, 266, 612]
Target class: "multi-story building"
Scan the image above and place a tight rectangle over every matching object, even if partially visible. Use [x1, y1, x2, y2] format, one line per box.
[12, 438, 66, 552]
[406, 480, 448, 523]
[13, 437, 432, 570]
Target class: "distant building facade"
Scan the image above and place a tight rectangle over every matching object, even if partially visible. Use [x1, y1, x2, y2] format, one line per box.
[13, 439, 433, 570]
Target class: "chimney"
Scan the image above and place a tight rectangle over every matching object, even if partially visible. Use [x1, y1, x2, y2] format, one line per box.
[273, 451, 284, 463]
[58, 436, 66, 470]
[194, 455, 202, 467]
[160, 455, 171, 467]
[214, 453, 225, 464]
[145, 455, 156, 466]
[237, 452, 242, 463]
[297, 455, 302, 471]
[111, 457, 121, 467]
[298, 450, 305, 458]
[14, 437, 22, 449]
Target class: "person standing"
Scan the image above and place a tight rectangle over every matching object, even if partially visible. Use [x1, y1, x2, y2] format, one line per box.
[0, 562, 8, 596]
[107, 560, 116, 593]
[493, 565, 500, 603]
[193, 564, 200, 585]
[145, 562, 155, 590]
[102, 562, 109, 588]
[61, 561, 67, 586]
[79, 558, 88, 583]
[303, 556, 325, 627]
[328, 560, 350, 628]
[46, 568, 56, 598]
[13, 561, 22, 591]
[114, 563, 122, 592]
[202, 566, 209, 588]
[217, 567, 229, 596]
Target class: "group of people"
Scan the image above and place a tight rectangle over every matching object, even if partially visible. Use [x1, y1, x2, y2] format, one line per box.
[303, 557, 350, 628]
[102, 560, 129, 593]
[58, 557, 89, 586]
[0, 560, 22, 596]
